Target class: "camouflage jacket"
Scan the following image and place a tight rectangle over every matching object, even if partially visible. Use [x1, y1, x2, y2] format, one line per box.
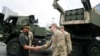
[64, 31, 72, 53]
[41, 29, 68, 56]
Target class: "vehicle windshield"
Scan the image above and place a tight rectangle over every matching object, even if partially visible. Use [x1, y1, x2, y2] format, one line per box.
[16, 16, 29, 25]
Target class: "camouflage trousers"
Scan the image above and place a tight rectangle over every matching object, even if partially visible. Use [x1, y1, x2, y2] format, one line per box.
[53, 53, 68, 56]
[52, 47, 68, 56]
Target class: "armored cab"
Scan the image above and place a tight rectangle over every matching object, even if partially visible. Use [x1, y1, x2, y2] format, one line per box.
[53, 0, 100, 56]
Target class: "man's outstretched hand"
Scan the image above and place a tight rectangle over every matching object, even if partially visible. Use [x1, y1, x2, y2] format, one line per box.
[33, 46, 42, 51]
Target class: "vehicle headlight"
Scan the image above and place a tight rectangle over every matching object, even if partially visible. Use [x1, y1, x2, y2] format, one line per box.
[96, 36, 100, 41]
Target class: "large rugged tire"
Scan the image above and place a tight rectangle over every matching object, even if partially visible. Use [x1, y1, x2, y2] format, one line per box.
[71, 42, 82, 56]
[6, 38, 20, 55]
[87, 42, 100, 56]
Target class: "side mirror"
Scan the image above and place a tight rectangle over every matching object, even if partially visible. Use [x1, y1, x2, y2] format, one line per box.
[29, 15, 35, 24]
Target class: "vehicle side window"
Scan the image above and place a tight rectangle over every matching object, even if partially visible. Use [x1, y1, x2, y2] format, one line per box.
[16, 16, 29, 25]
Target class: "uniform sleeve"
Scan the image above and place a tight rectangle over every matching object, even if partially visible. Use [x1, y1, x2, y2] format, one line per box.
[29, 31, 34, 40]
[18, 34, 27, 46]
[41, 37, 53, 49]
[65, 32, 72, 53]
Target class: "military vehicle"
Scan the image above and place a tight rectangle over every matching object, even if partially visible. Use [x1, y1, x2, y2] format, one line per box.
[0, 13, 52, 56]
[53, 0, 100, 56]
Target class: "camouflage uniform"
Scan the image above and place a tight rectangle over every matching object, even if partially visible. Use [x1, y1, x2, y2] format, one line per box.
[41, 29, 68, 56]
[64, 31, 72, 54]
[28, 31, 34, 56]
[28, 31, 34, 46]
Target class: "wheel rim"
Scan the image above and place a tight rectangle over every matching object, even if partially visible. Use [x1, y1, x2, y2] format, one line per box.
[71, 45, 80, 56]
[90, 46, 100, 56]
[9, 43, 19, 55]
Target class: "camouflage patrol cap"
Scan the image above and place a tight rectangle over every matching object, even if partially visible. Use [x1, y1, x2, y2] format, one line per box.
[49, 23, 58, 28]
[22, 25, 30, 29]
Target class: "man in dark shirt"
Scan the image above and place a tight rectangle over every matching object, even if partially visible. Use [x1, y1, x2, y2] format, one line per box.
[17, 25, 39, 56]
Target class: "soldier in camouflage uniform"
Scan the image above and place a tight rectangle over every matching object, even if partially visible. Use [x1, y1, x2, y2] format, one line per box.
[28, 31, 34, 56]
[28, 31, 34, 46]
[38, 23, 69, 56]
[59, 26, 72, 55]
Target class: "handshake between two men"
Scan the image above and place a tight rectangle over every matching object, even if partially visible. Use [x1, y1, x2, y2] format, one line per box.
[31, 46, 43, 51]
